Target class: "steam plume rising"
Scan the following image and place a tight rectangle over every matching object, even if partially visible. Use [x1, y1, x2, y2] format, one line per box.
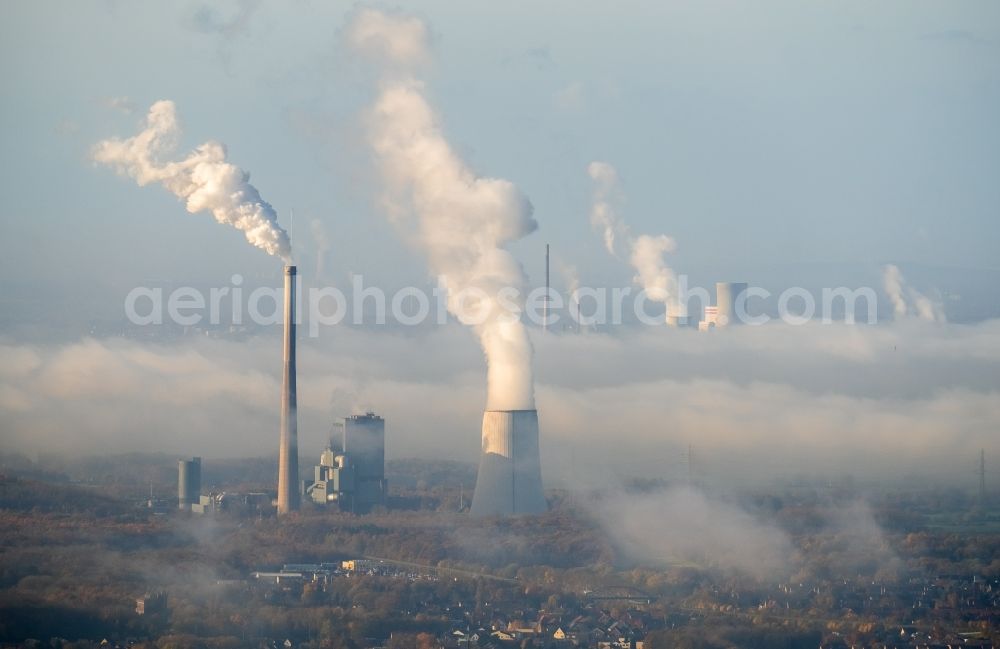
[350, 9, 538, 411]
[550, 255, 582, 333]
[883, 264, 908, 319]
[310, 217, 332, 281]
[588, 161, 680, 315]
[93, 100, 291, 261]
[630, 234, 678, 304]
[882, 264, 945, 322]
[587, 161, 629, 256]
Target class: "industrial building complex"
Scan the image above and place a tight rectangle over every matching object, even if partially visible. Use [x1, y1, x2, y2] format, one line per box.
[171, 271, 754, 519]
[307, 412, 387, 513]
[170, 265, 753, 519]
[661, 280, 750, 330]
[175, 411, 387, 516]
[175, 456, 271, 515]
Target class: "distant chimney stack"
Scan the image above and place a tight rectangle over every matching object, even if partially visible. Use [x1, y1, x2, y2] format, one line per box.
[277, 265, 300, 514]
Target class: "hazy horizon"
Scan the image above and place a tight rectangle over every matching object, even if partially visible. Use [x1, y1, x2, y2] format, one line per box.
[2, 1, 999, 491]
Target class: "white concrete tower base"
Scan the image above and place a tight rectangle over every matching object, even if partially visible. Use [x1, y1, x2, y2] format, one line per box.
[470, 409, 546, 516]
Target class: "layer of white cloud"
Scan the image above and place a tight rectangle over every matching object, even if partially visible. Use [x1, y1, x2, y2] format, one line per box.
[1, 319, 997, 488]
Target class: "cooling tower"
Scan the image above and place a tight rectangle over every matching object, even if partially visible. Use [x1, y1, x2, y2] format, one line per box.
[470, 409, 546, 516]
[666, 305, 690, 328]
[277, 265, 300, 514]
[715, 282, 749, 327]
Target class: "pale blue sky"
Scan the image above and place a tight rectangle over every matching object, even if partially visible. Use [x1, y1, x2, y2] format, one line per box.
[2, 1, 999, 333]
[2, 2, 1000, 471]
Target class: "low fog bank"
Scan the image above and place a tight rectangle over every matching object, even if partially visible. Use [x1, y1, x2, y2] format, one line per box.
[593, 486, 796, 580]
[1, 318, 997, 489]
[587, 484, 905, 582]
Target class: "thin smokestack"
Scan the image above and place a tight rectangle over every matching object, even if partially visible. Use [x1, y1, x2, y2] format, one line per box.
[543, 244, 550, 333]
[277, 265, 299, 514]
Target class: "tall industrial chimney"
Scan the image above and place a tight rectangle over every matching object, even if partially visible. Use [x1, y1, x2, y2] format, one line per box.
[543, 244, 550, 333]
[470, 410, 546, 516]
[277, 265, 300, 514]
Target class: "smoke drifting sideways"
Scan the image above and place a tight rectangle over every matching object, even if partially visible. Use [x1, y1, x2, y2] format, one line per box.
[594, 486, 796, 580]
[883, 264, 945, 323]
[591, 485, 905, 582]
[93, 100, 291, 262]
[588, 161, 681, 316]
[349, 9, 538, 411]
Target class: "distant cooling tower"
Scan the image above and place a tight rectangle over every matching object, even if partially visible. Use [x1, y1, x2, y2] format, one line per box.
[666, 305, 690, 328]
[470, 410, 547, 516]
[715, 282, 749, 326]
[277, 265, 300, 514]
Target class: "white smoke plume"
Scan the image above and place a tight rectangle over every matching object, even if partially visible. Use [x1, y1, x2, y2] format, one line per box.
[103, 96, 137, 115]
[630, 233, 678, 304]
[348, 8, 431, 70]
[588, 161, 680, 315]
[587, 161, 629, 256]
[883, 264, 908, 319]
[350, 9, 538, 410]
[310, 217, 331, 282]
[555, 255, 581, 332]
[93, 100, 291, 261]
[882, 264, 945, 322]
[595, 486, 796, 580]
[555, 256, 580, 300]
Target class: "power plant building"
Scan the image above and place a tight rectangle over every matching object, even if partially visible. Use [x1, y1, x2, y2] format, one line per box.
[307, 448, 356, 509]
[307, 412, 386, 513]
[470, 410, 547, 516]
[344, 412, 386, 512]
[177, 457, 201, 510]
[699, 306, 719, 331]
